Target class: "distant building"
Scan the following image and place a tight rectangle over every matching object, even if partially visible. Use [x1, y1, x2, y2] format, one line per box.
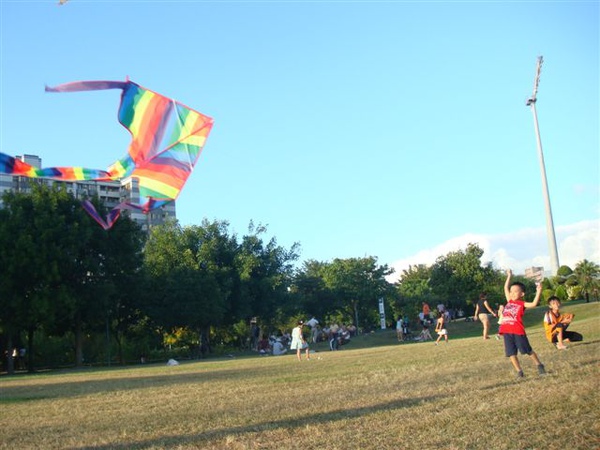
[0, 154, 176, 232]
[524, 266, 544, 281]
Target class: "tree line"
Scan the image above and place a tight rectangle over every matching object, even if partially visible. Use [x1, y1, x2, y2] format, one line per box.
[1, 184, 598, 374]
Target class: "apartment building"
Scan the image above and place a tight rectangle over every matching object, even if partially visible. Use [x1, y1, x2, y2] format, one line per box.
[0, 154, 176, 232]
[524, 266, 545, 282]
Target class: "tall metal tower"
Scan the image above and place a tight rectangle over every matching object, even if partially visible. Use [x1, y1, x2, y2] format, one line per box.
[526, 56, 560, 275]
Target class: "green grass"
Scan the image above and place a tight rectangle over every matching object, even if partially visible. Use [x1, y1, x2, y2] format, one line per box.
[1, 302, 599, 450]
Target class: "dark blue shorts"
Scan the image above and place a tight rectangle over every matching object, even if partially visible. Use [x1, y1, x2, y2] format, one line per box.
[503, 333, 532, 357]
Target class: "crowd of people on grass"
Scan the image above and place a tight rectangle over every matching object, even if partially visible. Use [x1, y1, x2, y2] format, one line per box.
[3, 266, 586, 372]
[251, 317, 358, 358]
[400, 269, 584, 377]
[248, 268, 584, 378]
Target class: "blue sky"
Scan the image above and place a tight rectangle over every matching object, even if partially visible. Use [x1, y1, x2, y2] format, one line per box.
[1, 0, 598, 278]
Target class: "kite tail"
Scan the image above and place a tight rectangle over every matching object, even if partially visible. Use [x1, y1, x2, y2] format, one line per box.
[82, 200, 121, 230]
[0, 152, 111, 180]
[45, 80, 128, 93]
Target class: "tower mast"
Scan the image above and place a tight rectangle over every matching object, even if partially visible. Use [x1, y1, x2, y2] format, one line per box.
[526, 56, 560, 275]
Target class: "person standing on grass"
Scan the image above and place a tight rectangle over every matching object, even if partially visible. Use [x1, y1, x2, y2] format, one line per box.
[434, 312, 448, 345]
[422, 302, 431, 325]
[396, 316, 404, 342]
[418, 326, 433, 341]
[495, 304, 505, 340]
[402, 315, 410, 339]
[290, 320, 310, 361]
[499, 269, 546, 378]
[474, 292, 497, 340]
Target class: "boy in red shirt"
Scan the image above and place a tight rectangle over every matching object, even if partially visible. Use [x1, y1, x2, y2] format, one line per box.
[499, 269, 546, 378]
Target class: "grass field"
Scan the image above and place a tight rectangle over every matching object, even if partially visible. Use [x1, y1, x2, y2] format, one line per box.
[2, 301, 599, 450]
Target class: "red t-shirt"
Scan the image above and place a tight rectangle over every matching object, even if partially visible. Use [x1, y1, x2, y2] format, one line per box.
[498, 300, 526, 335]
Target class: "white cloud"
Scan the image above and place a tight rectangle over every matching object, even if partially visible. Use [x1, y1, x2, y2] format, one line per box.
[388, 219, 599, 282]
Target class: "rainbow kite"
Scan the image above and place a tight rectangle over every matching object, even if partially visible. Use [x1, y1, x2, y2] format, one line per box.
[0, 80, 214, 229]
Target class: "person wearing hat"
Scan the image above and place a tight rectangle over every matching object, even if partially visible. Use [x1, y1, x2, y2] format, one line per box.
[290, 320, 310, 361]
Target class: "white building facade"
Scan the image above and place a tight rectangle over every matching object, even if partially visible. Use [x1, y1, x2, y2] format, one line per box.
[0, 154, 176, 232]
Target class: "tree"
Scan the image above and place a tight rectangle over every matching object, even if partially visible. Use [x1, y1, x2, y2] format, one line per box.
[552, 265, 575, 289]
[142, 219, 301, 357]
[143, 220, 230, 356]
[557, 265, 574, 277]
[395, 264, 435, 315]
[292, 260, 337, 321]
[322, 257, 394, 330]
[0, 184, 95, 371]
[234, 222, 300, 327]
[573, 259, 600, 302]
[95, 215, 146, 364]
[0, 184, 146, 370]
[428, 243, 498, 310]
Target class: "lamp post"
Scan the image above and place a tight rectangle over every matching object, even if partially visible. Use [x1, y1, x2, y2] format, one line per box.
[526, 56, 560, 275]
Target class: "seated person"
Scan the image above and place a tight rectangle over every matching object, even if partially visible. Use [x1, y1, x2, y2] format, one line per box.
[257, 336, 271, 355]
[417, 326, 432, 341]
[338, 326, 351, 345]
[272, 339, 287, 356]
[543, 296, 583, 350]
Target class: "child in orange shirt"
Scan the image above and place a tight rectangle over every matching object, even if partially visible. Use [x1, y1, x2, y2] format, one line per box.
[543, 296, 583, 349]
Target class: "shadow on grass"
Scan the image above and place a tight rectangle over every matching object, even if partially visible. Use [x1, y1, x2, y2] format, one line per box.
[68, 393, 442, 450]
[5, 338, 597, 404]
[0, 395, 51, 404]
[571, 338, 600, 347]
[0, 361, 295, 402]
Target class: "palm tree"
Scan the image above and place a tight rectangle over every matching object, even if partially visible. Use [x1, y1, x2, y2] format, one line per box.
[573, 259, 600, 302]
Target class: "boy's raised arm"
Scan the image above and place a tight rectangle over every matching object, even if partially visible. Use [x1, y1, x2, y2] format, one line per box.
[504, 269, 512, 301]
[525, 282, 543, 309]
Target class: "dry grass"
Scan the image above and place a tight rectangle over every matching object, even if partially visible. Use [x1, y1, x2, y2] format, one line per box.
[2, 302, 599, 450]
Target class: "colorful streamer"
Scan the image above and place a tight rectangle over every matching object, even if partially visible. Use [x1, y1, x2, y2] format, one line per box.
[0, 80, 214, 229]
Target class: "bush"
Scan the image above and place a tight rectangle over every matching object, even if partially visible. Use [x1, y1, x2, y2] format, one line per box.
[567, 285, 582, 301]
[555, 284, 568, 302]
